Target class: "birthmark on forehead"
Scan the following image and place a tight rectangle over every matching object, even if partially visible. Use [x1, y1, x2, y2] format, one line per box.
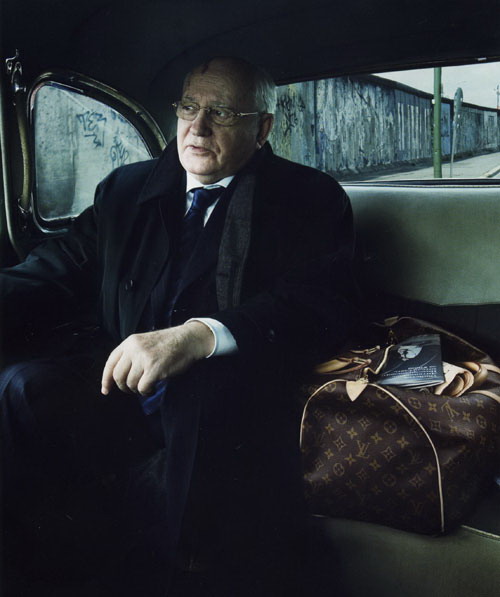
[199, 61, 212, 74]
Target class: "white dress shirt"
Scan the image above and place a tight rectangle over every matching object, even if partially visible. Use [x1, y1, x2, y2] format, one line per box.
[184, 173, 238, 358]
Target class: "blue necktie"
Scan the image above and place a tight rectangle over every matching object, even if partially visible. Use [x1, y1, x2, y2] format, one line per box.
[172, 186, 223, 276]
[139, 186, 222, 415]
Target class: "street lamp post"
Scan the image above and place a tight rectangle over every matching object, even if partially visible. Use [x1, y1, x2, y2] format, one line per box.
[433, 68, 442, 178]
[450, 88, 463, 178]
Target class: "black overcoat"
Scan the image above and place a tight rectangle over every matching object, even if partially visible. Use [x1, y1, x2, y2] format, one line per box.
[0, 140, 356, 594]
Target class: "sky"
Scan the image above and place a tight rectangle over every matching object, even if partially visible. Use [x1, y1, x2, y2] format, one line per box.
[375, 62, 500, 110]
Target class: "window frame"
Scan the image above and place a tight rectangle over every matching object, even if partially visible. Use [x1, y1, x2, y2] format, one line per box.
[28, 70, 166, 231]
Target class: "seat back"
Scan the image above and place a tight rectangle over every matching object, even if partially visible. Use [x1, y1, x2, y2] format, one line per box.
[345, 182, 500, 354]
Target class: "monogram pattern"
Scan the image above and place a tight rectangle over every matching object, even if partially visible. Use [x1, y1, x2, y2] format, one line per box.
[300, 318, 500, 534]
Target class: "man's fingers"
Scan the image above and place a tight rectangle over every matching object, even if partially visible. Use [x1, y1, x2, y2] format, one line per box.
[110, 354, 134, 394]
[126, 362, 145, 395]
[101, 347, 123, 395]
[136, 369, 164, 397]
[101, 326, 202, 397]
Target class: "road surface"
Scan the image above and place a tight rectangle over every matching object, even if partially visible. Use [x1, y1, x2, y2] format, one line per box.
[354, 151, 500, 182]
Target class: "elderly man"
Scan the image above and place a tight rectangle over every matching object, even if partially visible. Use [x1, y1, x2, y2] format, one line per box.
[1, 57, 355, 596]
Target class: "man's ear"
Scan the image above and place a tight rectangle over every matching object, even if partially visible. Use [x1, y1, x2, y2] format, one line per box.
[256, 114, 274, 149]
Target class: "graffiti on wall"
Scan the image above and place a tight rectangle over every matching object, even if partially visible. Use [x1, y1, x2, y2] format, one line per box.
[76, 110, 107, 147]
[270, 75, 499, 179]
[110, 136, 130, 168]
[276, 92, 306, 137]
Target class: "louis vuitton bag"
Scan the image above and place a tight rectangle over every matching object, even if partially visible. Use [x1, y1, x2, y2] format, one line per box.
[300, 316, 500, 534]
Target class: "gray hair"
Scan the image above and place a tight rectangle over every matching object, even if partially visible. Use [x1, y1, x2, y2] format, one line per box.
[184, 57, 277, 114]
[253, 64, 277, 114]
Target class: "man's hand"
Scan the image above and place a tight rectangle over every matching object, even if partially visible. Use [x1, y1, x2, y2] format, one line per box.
[101, 321, 214, 396]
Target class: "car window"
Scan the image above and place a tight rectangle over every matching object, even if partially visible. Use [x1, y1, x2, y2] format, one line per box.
[32, 82, 152, 222]
[270, 62, 500, 182]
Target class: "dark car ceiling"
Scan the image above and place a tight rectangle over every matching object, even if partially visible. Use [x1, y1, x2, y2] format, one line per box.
[3, 0, 500, 132]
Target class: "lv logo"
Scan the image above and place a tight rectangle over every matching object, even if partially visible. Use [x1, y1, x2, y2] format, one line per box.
[356, 440, 370, 459]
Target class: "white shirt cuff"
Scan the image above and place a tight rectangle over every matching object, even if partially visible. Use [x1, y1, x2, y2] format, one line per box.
[186, 317, 239, 358]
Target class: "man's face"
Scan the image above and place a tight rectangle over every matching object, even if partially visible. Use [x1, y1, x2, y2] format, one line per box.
[177, 64, 270, 184]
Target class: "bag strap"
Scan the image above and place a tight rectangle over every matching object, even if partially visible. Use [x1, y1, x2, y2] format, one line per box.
[483, 363, 500, 375]
[470, 389, 500, 405]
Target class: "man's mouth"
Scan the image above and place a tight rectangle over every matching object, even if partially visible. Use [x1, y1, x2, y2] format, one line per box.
[187, 145, 212, 154]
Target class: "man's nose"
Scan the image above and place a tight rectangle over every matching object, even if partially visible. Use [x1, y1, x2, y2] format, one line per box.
[190, 108, 212, 136]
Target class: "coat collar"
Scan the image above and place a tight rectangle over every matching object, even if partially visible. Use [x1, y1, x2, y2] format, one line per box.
[137, 140, 184, 204]
[137, 139, 273, 204]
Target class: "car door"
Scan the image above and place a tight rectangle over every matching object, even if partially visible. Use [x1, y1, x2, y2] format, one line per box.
[1, 58, 165, 263]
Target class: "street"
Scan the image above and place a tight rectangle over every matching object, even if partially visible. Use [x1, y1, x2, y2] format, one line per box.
[364, 151, 500, 181]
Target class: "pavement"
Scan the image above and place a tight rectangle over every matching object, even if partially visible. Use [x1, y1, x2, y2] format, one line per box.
[355, 151, 500, 182]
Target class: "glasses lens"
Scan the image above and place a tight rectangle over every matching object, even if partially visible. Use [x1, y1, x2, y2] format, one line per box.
[176, 102, 200, 120]
[210, 108, 236, 126]
[174, 102, 239, 125]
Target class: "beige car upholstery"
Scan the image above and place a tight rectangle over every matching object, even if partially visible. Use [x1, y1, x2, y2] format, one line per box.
[305, 182, 500, 597]
[350, 182, 500, 306]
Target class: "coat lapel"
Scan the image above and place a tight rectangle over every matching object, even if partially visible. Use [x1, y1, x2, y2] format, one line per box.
[113, 141, 269, 337]
[216, 161, 257, 310]
[177, 145, 266, 312]
[117, 145, 185, 338]
[173, 185, 232, 304]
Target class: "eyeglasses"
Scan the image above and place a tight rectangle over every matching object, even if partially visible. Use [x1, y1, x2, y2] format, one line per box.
[173, 101, 261, 126]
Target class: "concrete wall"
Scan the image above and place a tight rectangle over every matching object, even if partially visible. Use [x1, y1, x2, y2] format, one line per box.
[270, 75, 499, 179]
[34, 84, 151, 221]
[456, 106, 500, 155]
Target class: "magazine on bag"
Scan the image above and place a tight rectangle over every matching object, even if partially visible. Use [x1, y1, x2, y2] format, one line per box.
[378, 334, 445, 387]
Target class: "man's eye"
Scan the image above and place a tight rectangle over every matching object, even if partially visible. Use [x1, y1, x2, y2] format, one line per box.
[213, 108, 231, 120]
[181, 104, 197, 112]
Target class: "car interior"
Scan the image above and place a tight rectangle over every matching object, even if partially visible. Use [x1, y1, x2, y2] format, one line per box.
[2, 0, 500, 595]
